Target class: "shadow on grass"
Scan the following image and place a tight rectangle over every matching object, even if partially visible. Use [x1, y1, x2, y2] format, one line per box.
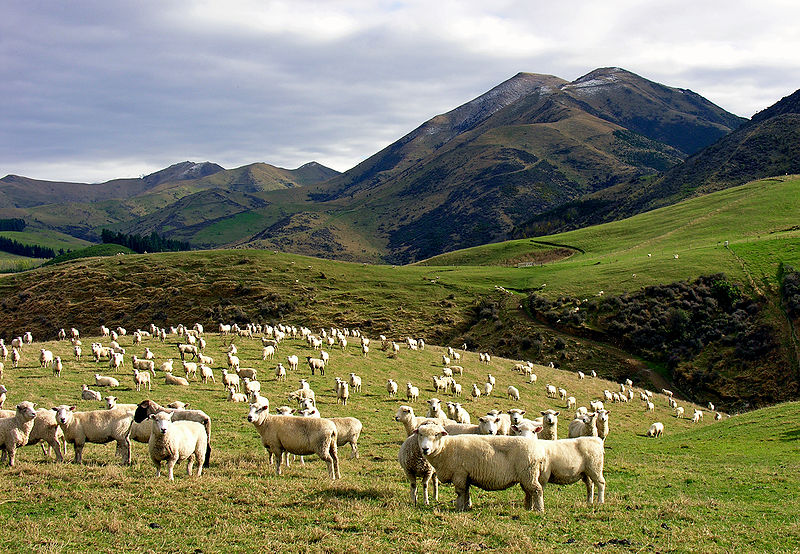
[311, 486, 392, 501]
[779, 429, 800, 442]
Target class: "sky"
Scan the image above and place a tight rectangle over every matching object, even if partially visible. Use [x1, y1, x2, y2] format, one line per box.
[2, 0, 799, 183]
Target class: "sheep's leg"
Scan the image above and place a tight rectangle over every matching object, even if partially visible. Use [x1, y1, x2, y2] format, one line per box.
[73, 442, 84, 464]
[350, 440, 358, 459]
[331, 442, 340, 480]
[154, 460, 161, 477]
[595, 474, 606, 504]
[166, 458, 176, 481]
[195, 450, 203, 477]
[49, 438, 63, 462]
[186, 455, 195, 476]
[410, 476, 419, 505]
[7, 444, 17, 467]
[432, 474, 439, 502]
[274, 448, 284, 475]
[583, 475, 594, 504]
[454, 480, 471, 511]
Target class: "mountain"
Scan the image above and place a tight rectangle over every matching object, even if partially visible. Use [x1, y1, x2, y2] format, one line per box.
[238, 68, 745, 263]
[512, 87, 800, 237]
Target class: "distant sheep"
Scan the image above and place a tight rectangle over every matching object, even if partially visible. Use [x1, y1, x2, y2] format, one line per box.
[647, 422, 664, 437]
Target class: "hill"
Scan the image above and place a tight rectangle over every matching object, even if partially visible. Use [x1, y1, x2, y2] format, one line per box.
[0, 328, 797, 552]
[237, 68, 744, 263]
[513, 87, 800, 238]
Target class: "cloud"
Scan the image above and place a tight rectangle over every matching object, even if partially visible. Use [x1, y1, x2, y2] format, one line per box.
[1, 0, 799, 182]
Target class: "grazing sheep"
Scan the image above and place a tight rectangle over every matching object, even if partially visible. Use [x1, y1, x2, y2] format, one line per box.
[646, 400, 655, 412]
[179, 344, 199, 361]
[406, 382, 419, 403]
[132, 400, 211, 467]
[398, 433, 438, 505]
[133, 369, 152, 392]
[247, 403, 340, 479]
[647, 422, 664, 437]
[449, 366, 464, 376]
[0, 385, 6, 409]
[164, 370, 190, 387]
[546, 384, 558, 399]
[52, 405, 133, 464]
[221, 369, 240, 392]
[306, 356, 325, 376]
[81, 384, 102, 401]
[200, 364, 215, 384]
[414, 422, 545, 511]
[148, 412, 207, 480]
[507, 386, 520, 401]
[0, 401, 38, 466]
[237, 367, 257, 380]
[675, 406, 685, 418]
[692, 409, 703, 423]
[330, 416, 362, 459]
[471, 384, 481, 402]
[160, 359, 174, 373]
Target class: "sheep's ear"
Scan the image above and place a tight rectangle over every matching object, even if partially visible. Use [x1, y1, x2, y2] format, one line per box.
[553, 411, 560, 416]
[520, 410, 526, 416]
[540, 411, 547, 416]
[439, 430, 448, 437]
[52, 407, 59, 412]
[510, 425, 519, 432]
[534, 425, 543, 433]
[69, 406, 76, 411]
[149, 414, 156, 420]
[411, 428, 419, 435]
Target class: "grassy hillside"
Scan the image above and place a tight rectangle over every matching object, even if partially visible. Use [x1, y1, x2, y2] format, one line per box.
[1, 330, 796, 552]
[0, 229, 91, 252]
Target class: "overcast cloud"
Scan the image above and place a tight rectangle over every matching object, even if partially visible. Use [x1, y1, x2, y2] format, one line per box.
[2, 0, 799, 182]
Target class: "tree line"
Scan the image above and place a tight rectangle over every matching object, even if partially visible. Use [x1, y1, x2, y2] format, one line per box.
[100, 229, 191, 253]
[0, 236, 57, 258]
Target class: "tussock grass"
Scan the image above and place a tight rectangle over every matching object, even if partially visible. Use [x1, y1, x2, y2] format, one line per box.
[0, 331, 798, 552]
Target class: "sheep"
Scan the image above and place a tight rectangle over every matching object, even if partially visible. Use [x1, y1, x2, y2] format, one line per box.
[398, 433, 438, 505]
[539, 410, 559, 440]
[577, 371, 585, 380]
[109, 352, 124, 371]
[507, 385, 520, 401]
[0, 407, 66, 462]
[306, 356, 325, 376]
[336, 381, 350, 406]
[262, 345, 276, 361]
[95, 373, 120, 387]
[11, 347, 21, 368]
[52, 405, 133, 464]
[183, 361, 198, 380]
[432, 375, 448, 394]
[485, 410, 512, 435]
[348, 373, 362, 393]
[287, 355, 299, 372]
[425, 398, 449, 422]
[471, 384, 481, 401]
[53, 356, 63, 377]
[23, 332, 33, 344]
[249, 391, 269, 410]
[449, 365, 464, 376]
[646, 400, 655, 413]
[384, 379, 398, 399]
[81, 384, 102, 401]
[451, 382, 463, 397]
[566, 397, 577, 410]
[590, 400, 604, 412]
[453, 403, 471, 424]
[200, 364, 215, 384]
[288, 388, 316, 406]
[662, 388, 674, 398]
[179, 344, 199, 361]
[0, 401, 38, 466]
[330, 416, 362, 459]
[528, 373, 537, 384]
[147, 412, 207, 480]
[104, 396, 137, 412]
[221, 368, 240, 392]
[509, 420, 543, 438]
[675, 406, 685, 418]
[166, 401, 188, 410]
[482, 382, 493, 397]
[226, 353, 240, 372]
[0, 385, 6, 409]
[568, 412, 600, 438]
[536, 436, 606, 506]
[39, 349, 55, 368]
[406, 382, 419, 403]
[237, 367, 257, 380]
[160, 359, 174, 373]
[546, 384, 558, 399]
[132, 400, 211, 467]
[227, 386, 249, 403]
[647, 422, 664, 437]
[394, 405, 438, 437]
[715, 412, 723, 421]
[708, 402, 715, 412]
[246, 403, 340, 479]
[133, 369, 152, 392]
[558, 388, 568, 403]
[692, 409, 703, 423]
[164, 370, 190, 387]
[275, 363, 287, 382]
[414, 422, 545, 511]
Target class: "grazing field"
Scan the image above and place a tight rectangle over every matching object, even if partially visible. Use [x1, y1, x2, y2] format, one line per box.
[1, 329, 798, 552]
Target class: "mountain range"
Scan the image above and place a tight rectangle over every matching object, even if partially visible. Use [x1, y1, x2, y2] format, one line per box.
[4, 67, 797, 262]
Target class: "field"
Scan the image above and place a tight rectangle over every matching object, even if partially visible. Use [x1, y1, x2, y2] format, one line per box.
[1, 330, 798, 553]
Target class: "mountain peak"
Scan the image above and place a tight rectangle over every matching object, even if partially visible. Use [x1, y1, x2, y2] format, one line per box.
[143, 161, 225, 186]
[751, 89, 800, 123]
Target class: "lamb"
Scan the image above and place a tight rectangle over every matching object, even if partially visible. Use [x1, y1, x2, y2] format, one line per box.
[164, 370, 190, 387]
[287, 355, 299, 372]
[483, 382, 494, 397]
[81, 384, 102, 401]
[507, 386, 520, 401]
[262, 345, 276, 361]
[53, 356, 63, 377]
[647, 422, 664, 437]
[275, 363, 287, 382]
[398, 433, 438, 505]
[104, 396, 137, 412]
[132, 400, 212, 467]
[715, 412, 723, 421]
[330, 416, 363, 459]
[558, 388, 568, 403]
[92, 373, 119, 388]
[414, 422, 545, 511]
[246, 403, 340, 479]
[566, 397, 576, 410]
[0, 407, 66, 462]
[11, 347, 21, 368]
[148, 412, 207, 480]
[133, 369, 152, 392]
[160, 359, 174, 373]
[528, 373, 537, 384]
[40, 349, 54, 368]
[646, 400, 655, 412]
[348, 373, 362, 393]
[471, 384, 481, 401]
[52, 405, 133, 464]
[200, 364, 215, 384]
[386, 379, 399, 398]
[336, 381, 349, 406]
[0, 401, 38, 466]
[539, 410, 559, 440]
[675, 406, 684, 418]
[708, 402, 715, 412]
[546, 384, 558, 399]
[406, 382, 419, 402]
[692, 409, 703, 423]
[306, 356, 325, 376]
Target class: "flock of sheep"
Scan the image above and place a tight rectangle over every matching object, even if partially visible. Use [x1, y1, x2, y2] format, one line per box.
[0, 321, 721, 512]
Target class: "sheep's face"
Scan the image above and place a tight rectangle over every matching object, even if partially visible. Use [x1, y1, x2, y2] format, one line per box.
[478, 416, 501, 435]
[105, 397, 116, 409]
[53, 405, 75, 425]
[17, 401, 37, 420]
[150, 412, 173, 434]
[428, 398, 441, 410]
[275, 406, 293, 416]
[246, 404, 266, 422]
[508, 409, 526, 424]
[541, 410, 559, 426]
[415, 423, 447, 456]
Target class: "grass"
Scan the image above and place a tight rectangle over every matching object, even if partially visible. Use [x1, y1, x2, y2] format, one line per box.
[0, 229, 91, 252]
[0, 251, 47, 273]
[42, 244, 135, 266]
[0, 331, 797, 552]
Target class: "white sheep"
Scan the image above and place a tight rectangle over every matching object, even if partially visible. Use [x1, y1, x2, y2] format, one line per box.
[398, 433, 438, 505]
[528, 373, 537, 384]
[546, 384, 558, 399]
[568, 412, 600, 438]
[406, 382, 419, 402]
[675, 406, 685, 418]
[566, 397, 577, 410]
[539, 410, 559, 440]
[94, 373, 120, 388]
[227, 386, 249, 403]
[348, 373, 362, 393]
[471, 384, 481, 401]
[425, 398, 449, 422]
[247, 403, 340, 479]
[0, 401, 38, 466]
[509, 420, 543, 438]
[330, 416, 363, 459]
[164, 370, 190, 387]
[647, 422, 664, 437]
[0, 385, 6, 409]
[133, 369, 152, 392]
[336, 381, 350, 406]
[394, 405, 437, 437]
[130, 400, 212, 468]
[53, 356, 63, 377]
[200, 364, 215, 384]
[288, 388, 316, 406]
[536, 436, 606, 506]
[160, 359, 174, 373]
[483, 382, 493, 397]
[692, 409, 703, 423]
[646, 400, 655, 412]
[81, 384, 102, 401]
[221, 369, 240, 392]
[0, 407, 66, 463]
[262, 345, 276, 361]
[104, 396, 137, 411]
[148, 412, 207, 480]
[414, 422, 545, 511]
[39, 349, 54, 368]
[52, 405, 133, 464]
[275, 363, 287, 382]
[306, 356, 325, 376]
[558, 388, 568, 402]
[387, 379, 398, 397]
